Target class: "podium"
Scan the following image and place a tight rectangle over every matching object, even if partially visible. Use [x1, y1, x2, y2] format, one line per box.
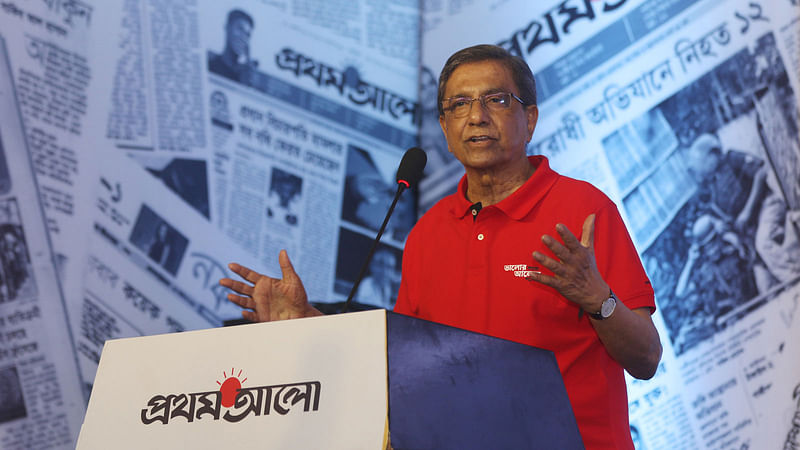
[78, 310, 583, 449]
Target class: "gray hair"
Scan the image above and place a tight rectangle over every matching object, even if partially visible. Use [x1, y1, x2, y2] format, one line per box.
[437, 44, 537, 116]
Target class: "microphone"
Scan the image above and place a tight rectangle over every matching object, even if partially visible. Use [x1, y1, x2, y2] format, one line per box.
[343, 147, 427, 313]
[396, 146, 427, 190]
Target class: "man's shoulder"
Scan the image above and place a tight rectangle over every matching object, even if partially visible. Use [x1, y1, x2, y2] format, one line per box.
[207, 52, 240, 81]
[723, 149, 764, 174]
[407, 192, 459, 240]
[550, 173, 613, 207]
[207, 50, 223, 66]
[417, 193, 457, 224]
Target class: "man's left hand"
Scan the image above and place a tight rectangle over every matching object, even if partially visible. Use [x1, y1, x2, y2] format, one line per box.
[530, 214, 662, 378]
[528, 214, 609, 313]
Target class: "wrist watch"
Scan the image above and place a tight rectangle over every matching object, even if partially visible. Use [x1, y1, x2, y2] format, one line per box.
[588, 290, 617, 320]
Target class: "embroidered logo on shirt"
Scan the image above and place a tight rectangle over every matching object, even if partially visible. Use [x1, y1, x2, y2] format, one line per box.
[503, 264, 541, 279]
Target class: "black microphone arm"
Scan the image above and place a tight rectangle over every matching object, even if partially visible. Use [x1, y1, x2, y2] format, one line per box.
[343, 147, 426, 313]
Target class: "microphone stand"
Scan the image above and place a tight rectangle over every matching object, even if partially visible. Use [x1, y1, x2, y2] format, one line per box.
[342, 181, 408, 313]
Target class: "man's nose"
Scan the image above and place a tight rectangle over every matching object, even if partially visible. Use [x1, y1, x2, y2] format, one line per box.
[466, 99, 490, 124]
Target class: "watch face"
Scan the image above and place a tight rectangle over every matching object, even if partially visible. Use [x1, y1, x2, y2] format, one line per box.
[601, 296, 616, 318]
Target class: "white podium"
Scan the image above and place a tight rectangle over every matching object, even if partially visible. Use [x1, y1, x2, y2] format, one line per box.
[77, 310, 389, 449]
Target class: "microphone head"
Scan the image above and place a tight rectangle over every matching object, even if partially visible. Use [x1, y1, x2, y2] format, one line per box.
[396, 147, 427, 189]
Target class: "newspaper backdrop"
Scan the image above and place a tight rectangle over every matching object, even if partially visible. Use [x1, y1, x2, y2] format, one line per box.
[0, 0, 798, 448]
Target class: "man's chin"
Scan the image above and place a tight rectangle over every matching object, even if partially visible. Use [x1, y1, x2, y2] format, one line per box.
[458, 155, 505, 172]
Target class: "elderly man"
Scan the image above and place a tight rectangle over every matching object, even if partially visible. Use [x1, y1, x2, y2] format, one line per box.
[207, 9, 256, 83]
[220, 44, 661, 449]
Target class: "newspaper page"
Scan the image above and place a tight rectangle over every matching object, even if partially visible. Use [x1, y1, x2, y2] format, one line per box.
[72, 150, 272, 387]
[0, 2, 121, 441]
[421, 0, 800, 448]
[100, 0, 421, 310]
[0, 36, 85, 449]
[0, 0, 118, 308]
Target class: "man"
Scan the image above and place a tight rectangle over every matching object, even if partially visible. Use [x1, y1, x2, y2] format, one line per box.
[220, 44, 662, 449]
[685, 132, 776, 293]
[266, 167, 302, 226]
[207, 9, 257, 84]
[672, 214, 756, 352]
[147, 222, 168, 261]
[685, 132, 767, 232]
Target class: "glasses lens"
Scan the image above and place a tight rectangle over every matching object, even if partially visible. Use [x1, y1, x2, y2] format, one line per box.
[483, 93, 510, 110]
[445, 97, 471, 117]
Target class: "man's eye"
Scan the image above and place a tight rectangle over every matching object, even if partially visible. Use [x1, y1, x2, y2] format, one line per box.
[486, 94, 506, 104]
[452, 99, 470, 108]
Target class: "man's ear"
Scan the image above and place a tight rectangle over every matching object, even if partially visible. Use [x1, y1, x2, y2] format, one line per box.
[439, 114, 452, 153]
[526, 105, 539, 143]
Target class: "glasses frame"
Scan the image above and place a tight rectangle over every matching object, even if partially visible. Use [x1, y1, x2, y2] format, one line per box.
[441, 92, 526, 118]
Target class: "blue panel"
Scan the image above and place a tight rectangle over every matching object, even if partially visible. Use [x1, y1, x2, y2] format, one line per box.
[387, 312, 583, 449]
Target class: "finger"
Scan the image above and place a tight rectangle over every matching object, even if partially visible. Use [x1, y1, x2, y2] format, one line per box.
[228, 262, 264, 284]
[532, 251, 567, 276]
[525, 271, 559, 288]
[278, 250, 298, 281]
[541, 234, 571, 261]
[555, 223, 582, 251]
[219, 278, 254, 297]
[581, 214, 595, 249]
[241, 310, 257, 322]
[227, 293, 254, 309]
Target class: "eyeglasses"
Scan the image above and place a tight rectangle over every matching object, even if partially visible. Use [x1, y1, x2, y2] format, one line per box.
[442, 92, 525, 118]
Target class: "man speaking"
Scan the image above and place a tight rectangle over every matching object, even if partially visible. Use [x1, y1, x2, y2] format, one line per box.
[220, 44, 662, 449]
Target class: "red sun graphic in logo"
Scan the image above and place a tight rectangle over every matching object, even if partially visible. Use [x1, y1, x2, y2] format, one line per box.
[216, 368, 247, 408]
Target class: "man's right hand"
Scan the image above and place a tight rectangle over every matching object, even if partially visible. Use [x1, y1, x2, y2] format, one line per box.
[219, 250, 323, 322]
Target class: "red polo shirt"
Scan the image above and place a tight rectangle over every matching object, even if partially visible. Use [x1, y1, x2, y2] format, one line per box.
[394, 156, 655, 449]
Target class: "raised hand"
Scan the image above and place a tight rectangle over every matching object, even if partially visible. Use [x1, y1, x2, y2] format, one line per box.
[527, 214, 609, 312]
[219, 250, 322, 322]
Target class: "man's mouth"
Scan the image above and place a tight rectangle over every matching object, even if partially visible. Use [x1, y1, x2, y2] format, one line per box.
[467, 136, 494, 143]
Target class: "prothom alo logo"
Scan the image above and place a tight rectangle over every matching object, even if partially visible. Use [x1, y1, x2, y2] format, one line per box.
[141, 367, 321, 425]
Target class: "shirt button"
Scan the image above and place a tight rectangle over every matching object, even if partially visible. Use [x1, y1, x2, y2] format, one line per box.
[471, 209, 478, 216]
[477, 233, 484, 240]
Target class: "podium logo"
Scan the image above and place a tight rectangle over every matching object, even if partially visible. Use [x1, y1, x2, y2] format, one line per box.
[140, 367, 321, 425]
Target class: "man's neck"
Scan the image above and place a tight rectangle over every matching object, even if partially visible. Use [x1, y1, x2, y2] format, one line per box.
[464, 158, 535, 206]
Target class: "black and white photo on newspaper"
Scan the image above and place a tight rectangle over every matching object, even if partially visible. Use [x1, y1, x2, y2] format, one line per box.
[602, 32, 800, 356]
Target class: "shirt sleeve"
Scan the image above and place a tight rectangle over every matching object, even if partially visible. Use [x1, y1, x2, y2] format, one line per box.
[593, 201, 656, 313]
